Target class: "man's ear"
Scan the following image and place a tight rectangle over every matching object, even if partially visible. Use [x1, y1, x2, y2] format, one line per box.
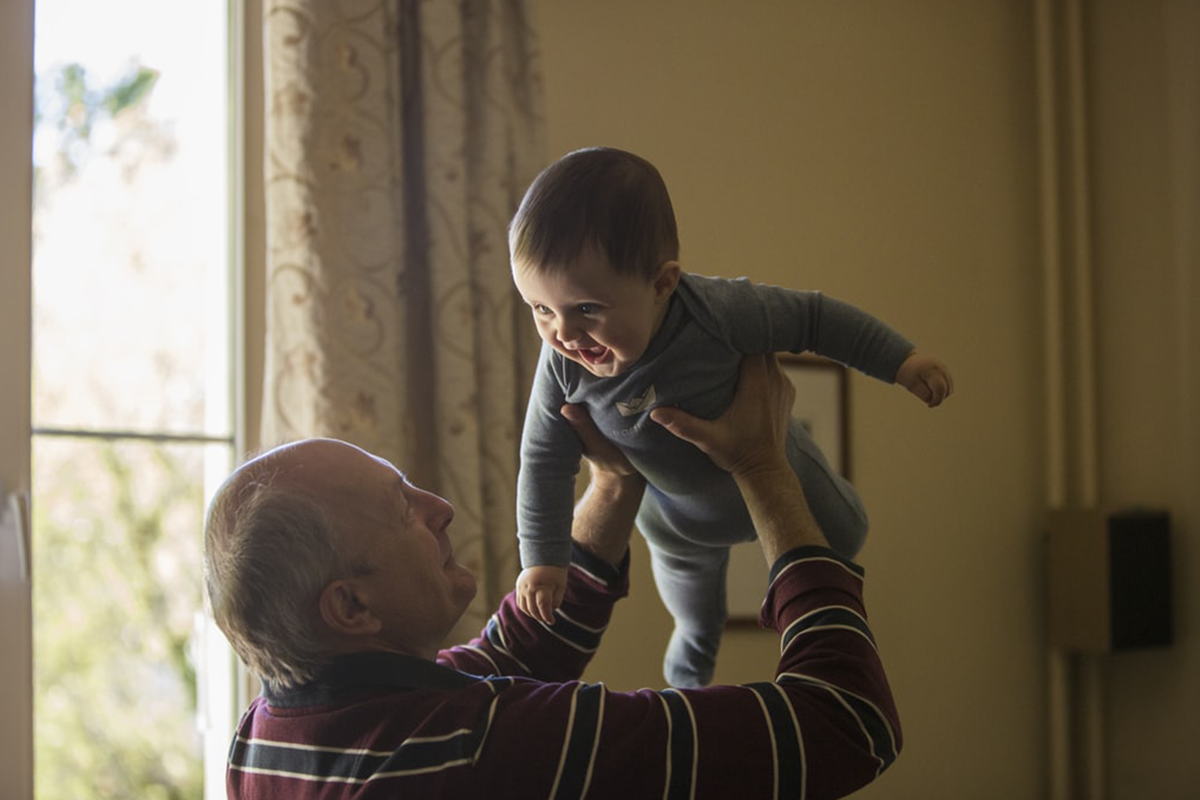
[318, 579, 382, 636]
[653, 260, 682, 302]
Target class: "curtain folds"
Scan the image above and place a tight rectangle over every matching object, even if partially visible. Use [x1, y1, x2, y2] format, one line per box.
[261, 0, 544, 642]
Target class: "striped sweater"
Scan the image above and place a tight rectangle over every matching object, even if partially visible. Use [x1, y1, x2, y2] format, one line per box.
[227, 544, 901, 800]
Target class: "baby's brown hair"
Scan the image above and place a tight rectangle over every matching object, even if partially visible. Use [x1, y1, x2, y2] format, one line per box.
[509, 147, 679, 280]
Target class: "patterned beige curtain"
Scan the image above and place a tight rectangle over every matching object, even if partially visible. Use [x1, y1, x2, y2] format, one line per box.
[261, 0, 544, 642]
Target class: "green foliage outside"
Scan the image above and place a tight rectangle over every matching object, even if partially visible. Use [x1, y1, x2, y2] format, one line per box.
[33, 441, 204, 800]
[36, 62, 160, 178]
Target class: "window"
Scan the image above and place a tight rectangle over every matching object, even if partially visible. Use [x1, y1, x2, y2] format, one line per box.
[31, 1, 242, 797]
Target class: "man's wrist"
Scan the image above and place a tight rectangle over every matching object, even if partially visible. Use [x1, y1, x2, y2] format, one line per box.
[570, 470, 645, 567]
[733, 462, 830, 563]
[571, 528, 632, 568]
[570, 540, 630, 586]
[588, 466, 645, 494]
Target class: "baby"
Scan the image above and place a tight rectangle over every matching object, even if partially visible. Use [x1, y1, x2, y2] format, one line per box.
[509, 147, 952, 687]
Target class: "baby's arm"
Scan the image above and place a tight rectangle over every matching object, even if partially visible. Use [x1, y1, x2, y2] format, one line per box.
[517, 565, 569, 625]
[895, 351, 954, 407]
[516, 347, 584, 622]
[695, 277, 953, 406]
[517, 401, 643, 625]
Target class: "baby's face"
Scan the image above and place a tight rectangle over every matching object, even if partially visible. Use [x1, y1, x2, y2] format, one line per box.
[512, 250, 677, 378]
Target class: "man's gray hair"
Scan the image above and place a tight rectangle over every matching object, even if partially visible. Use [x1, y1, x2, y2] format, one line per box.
[203, 461, 352, 693]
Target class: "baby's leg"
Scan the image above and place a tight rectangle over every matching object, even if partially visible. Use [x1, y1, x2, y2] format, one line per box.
[644, 534, 730, 689]
[786, 419, 869, 558]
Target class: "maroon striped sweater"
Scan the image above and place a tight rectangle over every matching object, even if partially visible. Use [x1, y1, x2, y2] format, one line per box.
[227, 543, 901, 800]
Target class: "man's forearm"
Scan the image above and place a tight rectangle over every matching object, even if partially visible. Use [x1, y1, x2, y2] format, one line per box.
[570, 471, 645, 567]
[733, 464, 830, 566]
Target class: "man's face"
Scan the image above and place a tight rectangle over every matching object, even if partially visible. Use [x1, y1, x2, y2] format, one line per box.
[512, 249, 679, 378]
[287, 439, 478, 659]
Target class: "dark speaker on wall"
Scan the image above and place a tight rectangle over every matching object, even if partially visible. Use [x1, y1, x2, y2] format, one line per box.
[1048, 508, 1172, 653]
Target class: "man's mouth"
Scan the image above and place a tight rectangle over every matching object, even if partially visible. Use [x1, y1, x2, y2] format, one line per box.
[573, 345, 611, 366]
[437, 530, 455, 567]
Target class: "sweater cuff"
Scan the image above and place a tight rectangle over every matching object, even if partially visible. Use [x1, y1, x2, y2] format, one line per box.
[768, 545, 864, 584]
[570, 541, 630, 596]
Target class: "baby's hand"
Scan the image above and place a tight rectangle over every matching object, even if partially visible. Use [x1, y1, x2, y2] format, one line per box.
[896, 352, 954, 408]
[516, 565, 569, 625]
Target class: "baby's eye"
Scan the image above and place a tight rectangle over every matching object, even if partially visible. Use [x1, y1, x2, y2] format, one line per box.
[533, 304, 552, 316]
[577, 303, 598, 315]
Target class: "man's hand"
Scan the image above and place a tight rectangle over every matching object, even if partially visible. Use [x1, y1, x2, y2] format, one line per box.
[895, 351, 954, 408]
[652, 354, 830, 562]
[517, 565, 569, 625]
[561, 403, 639, 481]
[649, 353, 795, 477]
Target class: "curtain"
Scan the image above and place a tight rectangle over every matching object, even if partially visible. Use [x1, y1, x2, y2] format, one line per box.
[261, 0, 544, 642]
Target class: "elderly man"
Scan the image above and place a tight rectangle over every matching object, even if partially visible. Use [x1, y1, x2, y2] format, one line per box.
[204, 355, 901, 800]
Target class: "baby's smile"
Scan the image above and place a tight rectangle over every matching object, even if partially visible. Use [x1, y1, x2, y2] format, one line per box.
[571, 344, 611, 367]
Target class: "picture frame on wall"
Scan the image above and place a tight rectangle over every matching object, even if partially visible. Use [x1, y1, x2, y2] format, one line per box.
[725, 354, 850, 623]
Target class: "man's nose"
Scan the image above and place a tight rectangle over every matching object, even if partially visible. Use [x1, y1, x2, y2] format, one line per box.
[414, 487, 455, 527]
[432, 495, 455, 529]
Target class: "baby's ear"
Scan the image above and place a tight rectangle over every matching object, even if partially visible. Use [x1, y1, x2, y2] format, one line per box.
[653, 261, 682, 300]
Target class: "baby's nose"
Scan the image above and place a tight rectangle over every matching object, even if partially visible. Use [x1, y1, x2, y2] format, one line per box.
[555, 319, 583, 345]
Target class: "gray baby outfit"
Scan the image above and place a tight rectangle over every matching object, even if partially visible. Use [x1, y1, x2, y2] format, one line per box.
[517, 273, 913, 686]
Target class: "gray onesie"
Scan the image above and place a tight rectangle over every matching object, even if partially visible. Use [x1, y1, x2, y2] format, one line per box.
[517, 273, 913, 686]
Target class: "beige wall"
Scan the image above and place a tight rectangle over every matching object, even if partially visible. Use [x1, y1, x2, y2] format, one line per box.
[537, 1, 1198, 798]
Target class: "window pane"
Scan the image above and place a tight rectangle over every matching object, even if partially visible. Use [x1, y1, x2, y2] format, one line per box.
[30, 2, 237, 799]
[32, 437, 218, 799]
[32, 0, 229, 436]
